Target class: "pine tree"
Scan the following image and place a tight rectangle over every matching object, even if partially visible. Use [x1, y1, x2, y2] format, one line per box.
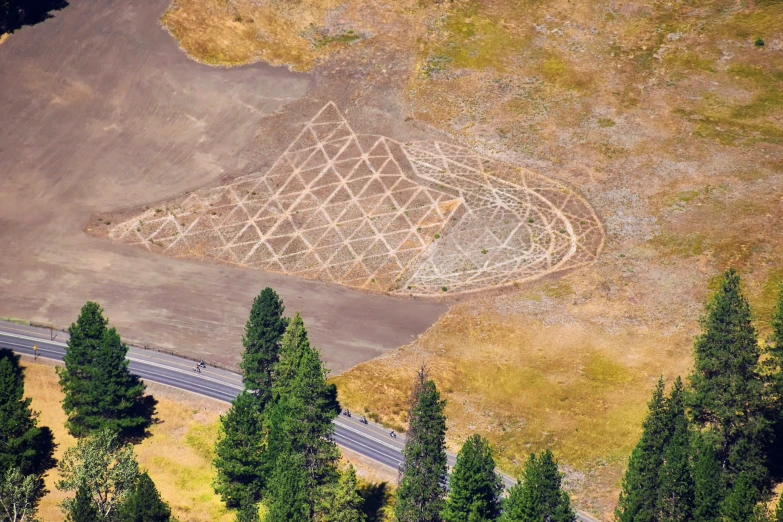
[688, 269, 772, 486]
[616, 378, 672, 522]
[0, 349, 55, 478]
[213, 391, 269, 508]
[394, 367, 448, 522]
[236, 499, 261, 522]
[240, 288, 287, 408]
[57, 302, 154, 440]
[269, 314, 340, 494]
[264, 452, 310, 522]
[117, 472, 172, 522]
[502, 450, 574, 522]
[442, 434, 502, 522]
[691, 433, 724, 522]
[66, 483, 100, 522]
[721, 472, 760, 522]
[315, 465, 366, 522]
[657, 379, 693, 522]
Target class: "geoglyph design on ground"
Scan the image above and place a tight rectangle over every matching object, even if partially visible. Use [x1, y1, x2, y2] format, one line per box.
[108, 103, 604, 295]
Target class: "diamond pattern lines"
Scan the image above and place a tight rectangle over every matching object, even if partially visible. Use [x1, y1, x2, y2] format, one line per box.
[108, 103, 604, 296]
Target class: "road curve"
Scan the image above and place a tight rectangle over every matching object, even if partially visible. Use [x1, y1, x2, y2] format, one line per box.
[0, 320, 599, 522]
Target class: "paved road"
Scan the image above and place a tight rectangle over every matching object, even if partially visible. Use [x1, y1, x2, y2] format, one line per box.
[0, 320, 598, 521]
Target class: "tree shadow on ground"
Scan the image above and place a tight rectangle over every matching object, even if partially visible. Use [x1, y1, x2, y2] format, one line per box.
[359, 481, 394, 522]
[1, 0, 69, 36]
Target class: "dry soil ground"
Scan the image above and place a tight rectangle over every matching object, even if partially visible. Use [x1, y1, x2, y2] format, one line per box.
[0, 0, 448, 373]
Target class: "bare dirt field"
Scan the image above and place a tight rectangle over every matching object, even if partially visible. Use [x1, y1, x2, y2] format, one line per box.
[0, 0, 448, 373]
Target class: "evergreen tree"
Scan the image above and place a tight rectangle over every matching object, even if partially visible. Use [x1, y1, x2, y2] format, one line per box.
[765, 284, 783, 476]
[264, 452, 310, 522]
[213, 392, 269, 508]
[236, 499, 261, 522]
[0, 349, 55, 478]
[688, 269, 772, 486]
[394, 367, 447, 522]
[269, 314, 340, 495]
[57, 302, 154, 440]
[442, 434, 502, 522]
[721, 472, 760, 522]
[656, 379, 693, 522]
[240, 288, 287, 408]
[66, 483, 100, 522]
[691, 433, 724, 522]
[315, 465, 366, 522]
[616, 378, 672, 522]
[502, 450, 574, 522]
[117, 472, 171, 522]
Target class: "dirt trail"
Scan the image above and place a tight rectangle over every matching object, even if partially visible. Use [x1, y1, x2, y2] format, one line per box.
[0, 0, 447, 373]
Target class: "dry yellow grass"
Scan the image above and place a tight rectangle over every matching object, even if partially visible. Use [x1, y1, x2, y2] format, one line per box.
[20, 360, 232, 522]
[332, 287, 695, 517]
[161, 0, 355, 70]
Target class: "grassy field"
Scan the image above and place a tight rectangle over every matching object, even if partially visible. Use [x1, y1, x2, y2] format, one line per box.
[21, 361, 234, 522]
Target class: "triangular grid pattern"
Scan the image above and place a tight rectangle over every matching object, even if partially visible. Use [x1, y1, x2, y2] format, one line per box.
[108, 103, 604, 295]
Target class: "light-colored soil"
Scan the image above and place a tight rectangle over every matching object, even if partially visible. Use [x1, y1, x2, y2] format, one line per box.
[101, 102, 603, 296]
[0, 0, 448, 374]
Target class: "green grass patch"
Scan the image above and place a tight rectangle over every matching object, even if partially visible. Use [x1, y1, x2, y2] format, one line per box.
[650, 232, 708, 258]
[665, 52, 716, 73]
[0, 317, 30, 325]
[432, 3, 526, 72]
[186, 422, 220, 461]
[583, 353, 634, 386]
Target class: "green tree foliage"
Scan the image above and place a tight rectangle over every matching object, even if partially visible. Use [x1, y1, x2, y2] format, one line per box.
[117, 472, 171, 522]
[269, 314, 340, 494]
[721, 472, 761, 522]
[0, 350, 55, 478]
[656, 379, 693, 522]
[691, 433, 725, 522]
[57, 302, 155, 440]
[264, 452, 310, 522]
[773, 492, 783, 522]
[236, 499, 261, 522]
[442, 434, 502, 522]
[240, 288, 287, 408]
[56, 429, 140, 519]
[213, 392, 269, 508]
[502, 450, 574, 522]
[395, 367, 448, 522]
[766, 284, 783, 404]
[315, 465, 366, 522]
[0, 467, 42, 522]
[616, 379, 672, 522]
[66, 483, 100, 522]
[688, 269, 772, 485]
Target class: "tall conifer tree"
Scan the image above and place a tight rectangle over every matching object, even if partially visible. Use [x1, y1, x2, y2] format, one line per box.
[315, 465, 366, 522]
[394, 367, 447, 522]
[721, 472, 760, 522]
[688, 269, 772, 486]
[657, 379, 693, 522]
[213, 392, 269, 508]
[616, 378, 672, 522]
[240, 288, 287, 408]
[269, 314, 340, 491]
[265, 452, 310, 522]
[442, 434, 502, 522]
[66, 483, 100, 522]
[691, 433, 725, 522]
[502, 450, 574, 522]
[57, 302, 153, 439]
[0, 350, 55, 478]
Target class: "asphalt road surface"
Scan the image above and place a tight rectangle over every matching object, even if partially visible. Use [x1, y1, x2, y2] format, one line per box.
[0, 320, 598, 521]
